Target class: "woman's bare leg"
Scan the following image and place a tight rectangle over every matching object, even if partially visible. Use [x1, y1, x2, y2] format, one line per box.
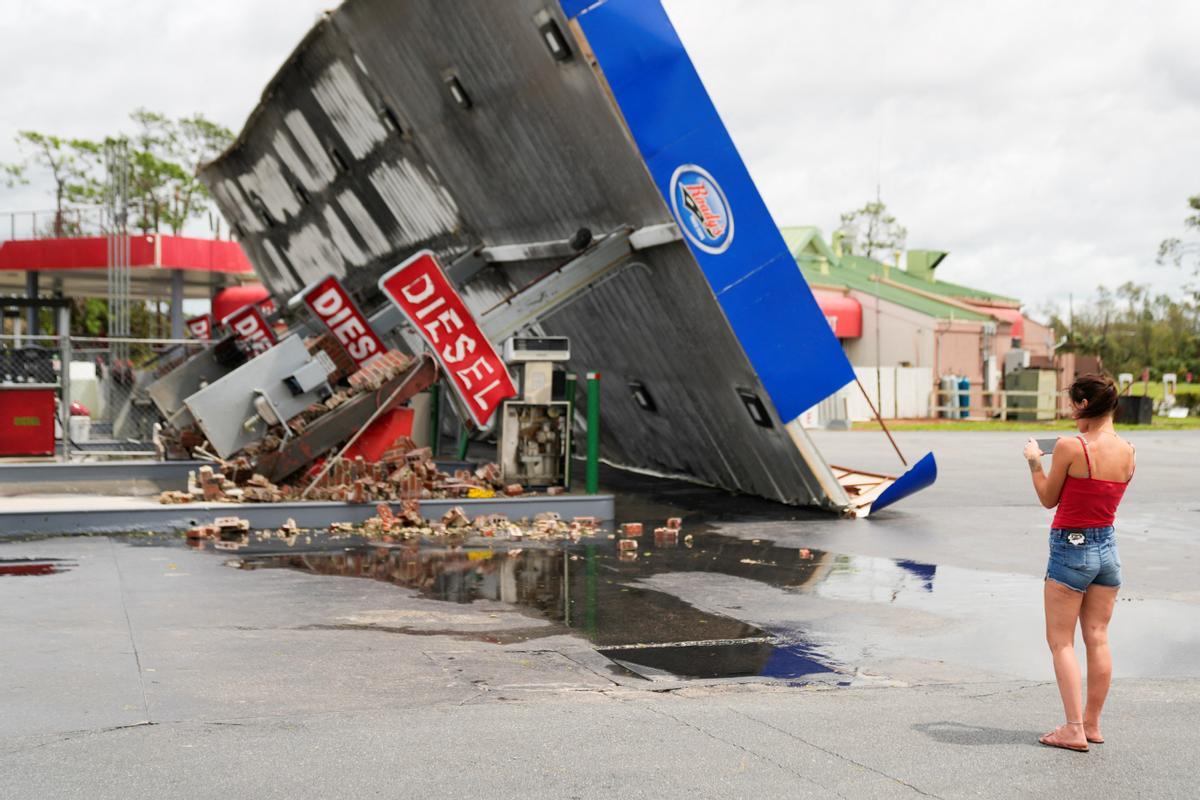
[1080, 584, 1119, 741]
[1043, 580, 1087, 747]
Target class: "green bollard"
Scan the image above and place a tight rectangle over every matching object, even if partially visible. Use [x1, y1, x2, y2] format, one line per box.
[457, 423, 470, 461]
[586, 371, 600, 495]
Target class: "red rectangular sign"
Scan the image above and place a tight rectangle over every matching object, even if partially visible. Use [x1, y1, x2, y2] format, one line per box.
[378, 250, 516, 427]
[222, 304, 277, 357]
[185, 313, 213, 341]
[0, 388, 56, 456]
[295, 275, 385, 369]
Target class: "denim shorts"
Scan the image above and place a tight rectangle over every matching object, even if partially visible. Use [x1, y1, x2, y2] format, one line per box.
[1046, 526, 1122, 593]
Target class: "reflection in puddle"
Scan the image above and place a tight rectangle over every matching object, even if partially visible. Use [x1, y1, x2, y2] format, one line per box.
[0, 558, 77, 577]
[227, 531, 1200, 683]
[230, 533, 856, 681]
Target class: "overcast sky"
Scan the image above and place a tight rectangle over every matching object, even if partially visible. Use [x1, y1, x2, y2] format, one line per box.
[2, 0, 1197, 315]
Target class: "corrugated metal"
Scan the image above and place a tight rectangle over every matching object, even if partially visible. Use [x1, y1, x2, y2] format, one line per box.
[199, 0, 841, 507]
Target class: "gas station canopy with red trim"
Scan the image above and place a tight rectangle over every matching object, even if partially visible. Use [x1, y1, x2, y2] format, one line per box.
[0, 234, 257, 300]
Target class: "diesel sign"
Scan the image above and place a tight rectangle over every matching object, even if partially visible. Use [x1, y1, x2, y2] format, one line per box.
[297, 276, 385, 369]
[378, 250, 516, 428]
[185, 313, 213, 341]
[222, 304, 277, 357]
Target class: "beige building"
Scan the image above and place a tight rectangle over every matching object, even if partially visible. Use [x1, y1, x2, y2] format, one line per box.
[785, 228, 1059, 419]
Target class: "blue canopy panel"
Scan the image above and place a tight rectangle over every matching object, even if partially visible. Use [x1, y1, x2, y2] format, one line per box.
[561, 0, 855, 421]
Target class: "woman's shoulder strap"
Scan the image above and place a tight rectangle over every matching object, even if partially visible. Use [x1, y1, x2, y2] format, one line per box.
[1075, 435, 1092, 478]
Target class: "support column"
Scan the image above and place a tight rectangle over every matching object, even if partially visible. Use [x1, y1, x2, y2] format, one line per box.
[57, 304, 72, 460]
[25, 271, 39, 335]
[170, 269, 185, 340]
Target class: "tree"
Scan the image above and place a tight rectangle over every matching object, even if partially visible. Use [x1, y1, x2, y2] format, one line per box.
[1, 131, 103, 235]
[836, 197, 907, 261]
[125, 109, 233, 235]
[1158, 193, 1200, 275]
[2, 111, 233, 238]
[1046, 283, 1200, 379]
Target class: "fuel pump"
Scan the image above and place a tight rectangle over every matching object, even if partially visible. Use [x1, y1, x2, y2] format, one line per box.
[498, 336, 571, 488]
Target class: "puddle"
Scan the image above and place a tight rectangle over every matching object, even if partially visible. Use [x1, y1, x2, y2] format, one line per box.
[0, 558, 77, 577]
[229, 535, 842, 682]
[224, 531, 1200, 683]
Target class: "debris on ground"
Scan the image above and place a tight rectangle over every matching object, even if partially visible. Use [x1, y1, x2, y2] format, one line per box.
[159, 447, 521, 505]
[183, 516, 255, 550]
[182, 504, 605, 545]
[654, 527, 679, 547]
[152, 348, 593, 508]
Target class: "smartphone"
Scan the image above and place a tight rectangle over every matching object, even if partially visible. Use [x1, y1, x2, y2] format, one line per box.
[1035, 437, 1060, 455]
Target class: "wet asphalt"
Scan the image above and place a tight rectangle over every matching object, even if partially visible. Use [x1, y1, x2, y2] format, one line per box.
[1, 430, 1197, 799]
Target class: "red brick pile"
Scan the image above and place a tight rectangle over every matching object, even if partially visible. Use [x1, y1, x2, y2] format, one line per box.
[160, 445, 515, 506]
[184, 506, 604, 545]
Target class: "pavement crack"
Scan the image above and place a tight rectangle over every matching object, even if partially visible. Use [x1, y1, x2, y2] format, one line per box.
[108, 537, 152, 723]
[613, 695, 851, 799]
[0, 722, 157, 756]
[963, 682, 1052, 699]
[727, 707, 943, 799]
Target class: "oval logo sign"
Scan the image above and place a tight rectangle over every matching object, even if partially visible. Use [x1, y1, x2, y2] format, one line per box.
[670, 164, 734, 255]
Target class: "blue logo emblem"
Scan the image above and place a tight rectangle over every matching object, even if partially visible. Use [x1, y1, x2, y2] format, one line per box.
[670, 165, 734, 255]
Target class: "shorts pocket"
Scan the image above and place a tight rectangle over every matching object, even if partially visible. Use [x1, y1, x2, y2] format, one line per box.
[1053, 540, 1088, 571]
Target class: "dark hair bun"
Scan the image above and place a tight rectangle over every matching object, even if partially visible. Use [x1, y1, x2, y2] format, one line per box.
[1069, 373, 1119, 419]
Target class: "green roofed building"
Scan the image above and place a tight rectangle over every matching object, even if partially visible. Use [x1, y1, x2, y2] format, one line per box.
[781, 227, 1057, 420]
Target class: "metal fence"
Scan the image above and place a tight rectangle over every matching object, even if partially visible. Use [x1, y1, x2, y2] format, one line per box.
[0, 333, 205, 457]
[931, 387, 1062, 421]
[1, 207, 109, 243]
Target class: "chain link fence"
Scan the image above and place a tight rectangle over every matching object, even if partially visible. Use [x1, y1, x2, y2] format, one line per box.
[1, 333, 206, 456]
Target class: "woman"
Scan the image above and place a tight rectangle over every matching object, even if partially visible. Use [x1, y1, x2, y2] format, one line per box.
[1023, 373, 1134, 753]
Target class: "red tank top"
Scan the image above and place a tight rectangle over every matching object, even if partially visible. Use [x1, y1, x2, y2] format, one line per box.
[1052, 435, 1132, 529]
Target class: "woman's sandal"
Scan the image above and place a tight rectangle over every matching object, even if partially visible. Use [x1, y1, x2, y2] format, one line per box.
[1039, 722, 1089, 752]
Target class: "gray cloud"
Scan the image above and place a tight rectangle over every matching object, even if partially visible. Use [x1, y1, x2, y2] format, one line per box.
[3, 0, 1196, 313]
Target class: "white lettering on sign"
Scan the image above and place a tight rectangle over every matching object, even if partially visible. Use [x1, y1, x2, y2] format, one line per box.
[297, 276, 385, 369]
[185, 314, 213, 341]
[221, 304, 277, 357]
[378, 250, 516, 427]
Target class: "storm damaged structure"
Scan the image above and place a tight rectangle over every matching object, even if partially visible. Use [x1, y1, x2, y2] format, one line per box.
[199, 0, 935, 513]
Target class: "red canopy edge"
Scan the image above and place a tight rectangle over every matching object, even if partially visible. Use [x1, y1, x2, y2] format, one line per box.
[0, 235, 254, 275]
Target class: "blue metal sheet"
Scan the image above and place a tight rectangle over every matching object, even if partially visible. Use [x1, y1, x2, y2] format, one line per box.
[563, 0, 855, 421]
[870, 452, 938, 515]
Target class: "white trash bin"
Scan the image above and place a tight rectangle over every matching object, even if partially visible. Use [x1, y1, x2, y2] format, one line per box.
[69, 414, 91, 443]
